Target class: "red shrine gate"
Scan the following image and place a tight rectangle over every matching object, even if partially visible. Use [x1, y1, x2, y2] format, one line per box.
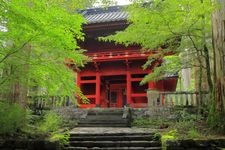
[75, 6, 178, 108]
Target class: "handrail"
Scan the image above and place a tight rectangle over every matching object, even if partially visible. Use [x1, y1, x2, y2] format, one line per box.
[87, 49, 144, 54]
[86, 50, 151, 60]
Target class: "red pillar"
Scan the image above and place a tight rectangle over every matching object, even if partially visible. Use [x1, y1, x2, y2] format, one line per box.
[126, 71, 131, 106]
[147, 70, 154, 90]
[77, 74, 81, 88]
[77, 73, 81, 104]
[95, 72, 100, 107]
[148, 81, 155, 90]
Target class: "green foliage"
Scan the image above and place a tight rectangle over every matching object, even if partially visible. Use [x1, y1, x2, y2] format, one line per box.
[187, 128, 200, 139]
[102, 0, 214, 85]
[161, 130, 177, 150]
[161, 130, 177, 141]
[208, 97, 225, 133]
[0, 102, 27, 135]
[141, 55, 181, 84]
[106, 0, 214, 49]
[174, 108, 200, 122]
[39, 111, 62, 133]
[153, 132, 161, 140]
[0, 0, 90, 102]
[38, 111, 71, 146]
[50, 131, 70, 146]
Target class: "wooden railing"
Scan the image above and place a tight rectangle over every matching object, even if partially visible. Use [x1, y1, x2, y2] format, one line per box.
[147, 90, 209, 107]
[86, 50, 151, 61]
[28, 95, 75, 114]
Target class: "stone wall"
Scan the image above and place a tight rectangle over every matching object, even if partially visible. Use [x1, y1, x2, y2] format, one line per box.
[130, 106, 198, 120]
[166, 139, 225, 150]
[0, 140, 59, 150]
[131, 107, 174, 119]
[54, 106, 88, 120]
[55, 105, 197, 121]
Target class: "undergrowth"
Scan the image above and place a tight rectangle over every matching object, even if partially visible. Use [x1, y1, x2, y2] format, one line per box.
[132, 109, 211, 139]
[0, 102, 70, 146]
[0, 102, 27, 135]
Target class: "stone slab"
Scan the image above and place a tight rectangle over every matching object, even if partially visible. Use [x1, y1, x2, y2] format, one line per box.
[70, 127, 156, 134]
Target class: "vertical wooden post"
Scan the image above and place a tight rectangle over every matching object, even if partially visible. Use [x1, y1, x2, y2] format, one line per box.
[126, 71, 131, 106]
[96, 72, 100, 107]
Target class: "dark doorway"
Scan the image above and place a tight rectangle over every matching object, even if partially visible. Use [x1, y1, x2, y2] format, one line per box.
[102, 75, 127, 108]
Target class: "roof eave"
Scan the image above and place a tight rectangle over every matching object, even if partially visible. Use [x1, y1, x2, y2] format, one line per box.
[83, 20, 129, 31]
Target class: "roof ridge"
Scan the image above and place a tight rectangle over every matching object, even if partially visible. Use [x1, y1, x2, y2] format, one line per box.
[80, 5, 128, 16]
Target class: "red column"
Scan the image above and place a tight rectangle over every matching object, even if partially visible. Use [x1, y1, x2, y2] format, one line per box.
[95, 72, 100, 107]
[77, 73, 81, 88]
[126, 71, 131, 106]
[148, 81, 155, 90]
[148, 70, 155, 90]
[77, 73, 81, 104]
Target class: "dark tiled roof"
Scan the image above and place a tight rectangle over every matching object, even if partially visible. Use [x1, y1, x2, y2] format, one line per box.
[80, 5, 128, 24]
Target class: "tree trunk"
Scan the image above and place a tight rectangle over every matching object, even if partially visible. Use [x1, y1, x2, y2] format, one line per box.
[212, 0, 225, 114]
[0, 44, 31, 107]
[14, 44, 31, 107]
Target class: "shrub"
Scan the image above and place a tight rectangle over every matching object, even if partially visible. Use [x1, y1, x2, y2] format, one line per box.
[39, 111, 62, 133]
[0, 102, 27, 135]
[161, 130, 177, 150]
[187, 128, 200, 139]
[50, 131, 70, 146]
[38, 111, 70, 147]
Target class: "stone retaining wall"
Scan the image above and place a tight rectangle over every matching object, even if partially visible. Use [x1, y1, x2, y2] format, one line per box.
[166, 139, 225, 150]
[0, 140, 59, 150]
[55, 106, 197, 121]
[55, 106, 88, 120]
[130, 106, 197, 120]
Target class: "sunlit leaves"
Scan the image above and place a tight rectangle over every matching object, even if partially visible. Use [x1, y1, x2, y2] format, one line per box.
[103, 0, 214, 84]
[141, 55, 181, 84]
[0, 0, 89, 99]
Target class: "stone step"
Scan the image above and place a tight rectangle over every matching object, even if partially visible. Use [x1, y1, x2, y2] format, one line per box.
[77, 123, 129, 127]
[64, 147, 162, 150]
[70, 135, 156, 141]
[85, 115, 124, 120]
[70, 133, 156, 137]
[87, 111, 123, 115]
[79, 119, 128, 124]
[87, 108, 124, 113]
[77, 108, 129, 127]
[69, 141, 161, 147]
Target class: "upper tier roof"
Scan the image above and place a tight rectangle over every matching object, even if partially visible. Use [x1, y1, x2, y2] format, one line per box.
[79, 5, 128, 24]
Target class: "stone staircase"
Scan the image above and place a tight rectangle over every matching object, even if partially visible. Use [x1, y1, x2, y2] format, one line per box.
[65, 132, 162, 150]
[78, 108, 131, 127]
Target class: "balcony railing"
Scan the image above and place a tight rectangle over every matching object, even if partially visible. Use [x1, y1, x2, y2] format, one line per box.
[86, 50, 151, 61]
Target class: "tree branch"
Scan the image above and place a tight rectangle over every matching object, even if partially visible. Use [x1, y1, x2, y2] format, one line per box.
[0, 37, 34, 64]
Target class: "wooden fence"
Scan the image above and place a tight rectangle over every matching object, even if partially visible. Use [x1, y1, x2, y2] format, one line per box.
[28, 95, 75, 114]
[147, 90, 209, 108]
[29, 91, 209, 114]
